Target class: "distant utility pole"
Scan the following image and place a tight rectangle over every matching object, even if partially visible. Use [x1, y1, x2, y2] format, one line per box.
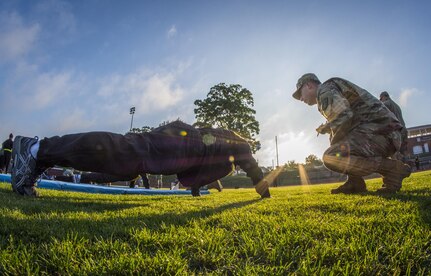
[275, 135, 279, 167]
[129, 107, 136, 131]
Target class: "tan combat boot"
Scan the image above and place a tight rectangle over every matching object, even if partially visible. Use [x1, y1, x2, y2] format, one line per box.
[376, 159, 411, 194]
[331, 175, 367, 194]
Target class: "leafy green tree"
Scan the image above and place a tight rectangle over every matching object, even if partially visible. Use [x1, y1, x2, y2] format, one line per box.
[128, 119, 183, 134]
[158, 118, 182, 127]
[129, 126, 153, 134]
[305, 154, 323, 167]
[193, 83, 260, 153]
[285, 160, 299, 170]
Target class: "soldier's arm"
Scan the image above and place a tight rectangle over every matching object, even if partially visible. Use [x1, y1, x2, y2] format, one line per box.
[236, 155, 271, 198]
[316, 123, 331, 135]
[318, 88, 353, 144]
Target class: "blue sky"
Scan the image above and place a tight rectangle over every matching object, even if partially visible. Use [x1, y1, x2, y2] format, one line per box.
[1, 0, 430, 166]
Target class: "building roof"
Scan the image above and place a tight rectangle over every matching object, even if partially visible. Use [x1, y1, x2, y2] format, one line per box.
[407, 124, 431, 138]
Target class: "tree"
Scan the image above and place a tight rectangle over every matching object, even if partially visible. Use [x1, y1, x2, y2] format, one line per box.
[285, 160, 299, 170]
[129, 126, 153, 134]
[127, 118, 183, 134]
[158, 118, 182, 127]
[193, 83, 260, 153]
[305, 154, 323, 167]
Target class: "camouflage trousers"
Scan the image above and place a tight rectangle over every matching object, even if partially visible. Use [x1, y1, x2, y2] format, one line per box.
[395, 127, 409, 161]
[322, 127, 401, 177]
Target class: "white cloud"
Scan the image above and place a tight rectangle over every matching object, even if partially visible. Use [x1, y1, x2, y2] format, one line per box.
[256, 130, 314, 166]
[399, 88, 415, 107]
[167, 25, 177, 38]
[97, 70, 184, 114]
[26, 72, 74, 109]
[0, 12, 40, 62]
[35, 0, 76, 34]
[2, 66, 75, 112]
[13, 61, 40, 76]
[97, 74, 122, 97]
[56, 108, 96, 132]
[135, 74, 183, 109]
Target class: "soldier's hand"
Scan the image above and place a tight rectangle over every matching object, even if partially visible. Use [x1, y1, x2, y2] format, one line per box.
[255, 180, 271, 199]
[316, 123, 331, 135]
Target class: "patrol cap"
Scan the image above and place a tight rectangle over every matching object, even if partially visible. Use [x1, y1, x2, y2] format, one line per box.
[380, 91, 389, 99]
[292, 73, 320, 100]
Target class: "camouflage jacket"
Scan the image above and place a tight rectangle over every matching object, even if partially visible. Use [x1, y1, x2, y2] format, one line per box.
[382, 97, 405, 127]
[316, 78, 402, 144]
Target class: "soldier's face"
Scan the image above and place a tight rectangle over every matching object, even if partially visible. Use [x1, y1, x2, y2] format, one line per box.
[299, 82, 317, 106]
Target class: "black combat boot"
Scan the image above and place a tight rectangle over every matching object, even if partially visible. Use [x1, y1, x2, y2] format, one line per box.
[191, 186, 201, 197]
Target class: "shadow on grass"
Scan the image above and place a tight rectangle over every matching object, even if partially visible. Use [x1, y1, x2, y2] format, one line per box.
[372, 189, 431, 227]
[0, 186, 146, 214]
[0, 184, 260, 243]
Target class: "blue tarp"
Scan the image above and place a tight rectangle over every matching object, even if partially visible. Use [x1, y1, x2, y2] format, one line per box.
[0, 174, 209, 196]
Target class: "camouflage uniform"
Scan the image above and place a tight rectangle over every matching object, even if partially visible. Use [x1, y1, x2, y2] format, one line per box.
[380, 93, 408, 159]
[316, 78, 409, 192]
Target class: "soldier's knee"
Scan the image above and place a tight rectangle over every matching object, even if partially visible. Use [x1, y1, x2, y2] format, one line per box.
[322, 149, 348, 173]
[322, 153, 337, 172]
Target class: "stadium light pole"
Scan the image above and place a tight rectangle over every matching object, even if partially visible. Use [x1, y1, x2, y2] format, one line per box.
[275, 135, 279, 167]
[129, 107, 136, 131]
[274, 136, 280, 187]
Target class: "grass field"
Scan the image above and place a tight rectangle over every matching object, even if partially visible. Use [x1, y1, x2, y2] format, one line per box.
[1, 171, 430, 275]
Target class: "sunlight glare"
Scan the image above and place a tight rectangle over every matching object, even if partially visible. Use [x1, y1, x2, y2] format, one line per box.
[298, 164, 310, 185]
[262, 166, 283, 186]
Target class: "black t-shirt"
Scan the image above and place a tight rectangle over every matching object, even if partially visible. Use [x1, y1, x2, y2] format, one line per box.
[2, 139, 13, 150]
[141, 121, 263, 188]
